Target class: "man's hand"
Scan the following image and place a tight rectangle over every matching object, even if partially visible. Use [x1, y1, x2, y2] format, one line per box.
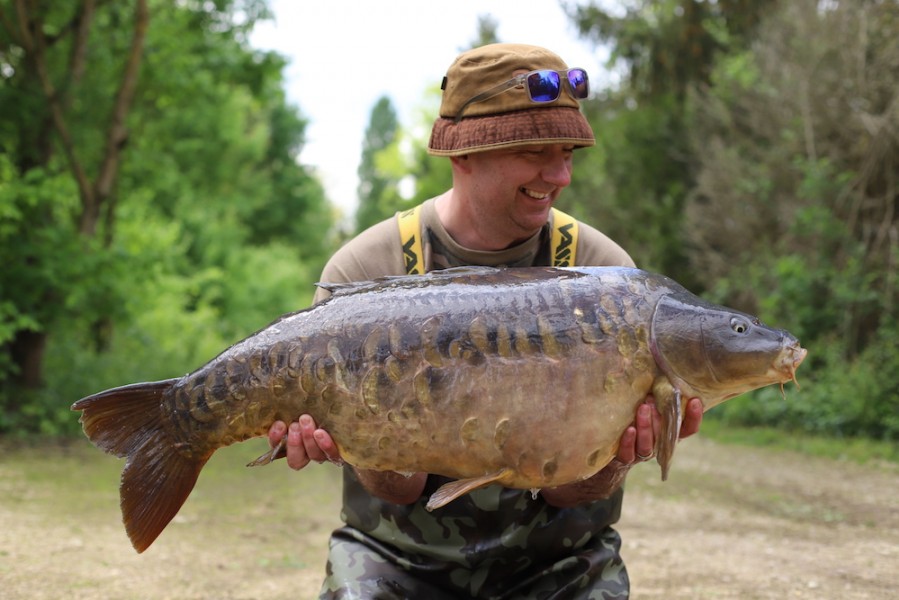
[268, 416, 427, 504]
[268, 415, 342, 470]
[615, 396, 703, 465]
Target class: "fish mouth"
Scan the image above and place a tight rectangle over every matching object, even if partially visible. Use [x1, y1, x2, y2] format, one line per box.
[774, 343, 807, 391]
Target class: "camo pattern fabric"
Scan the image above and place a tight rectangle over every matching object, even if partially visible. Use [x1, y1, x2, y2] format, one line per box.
[318, 470, 629, 599]
[315, 202, 634, 598]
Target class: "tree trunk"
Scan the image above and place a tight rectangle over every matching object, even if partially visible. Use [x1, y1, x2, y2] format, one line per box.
[10, 330, 47, 389]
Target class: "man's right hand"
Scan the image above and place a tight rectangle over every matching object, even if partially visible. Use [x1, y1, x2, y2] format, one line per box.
[268, 415, 343, 470]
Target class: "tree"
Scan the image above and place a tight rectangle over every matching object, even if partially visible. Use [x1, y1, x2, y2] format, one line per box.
[647, 0, 896, 438]
[357, 14, 500, 213]
[685, 0, 899, 360]
[562, 0, 777, 285]
[355, 96, 400, 233]
[467, 13, 499, 49]
[0, 0, 333, 434]
[0, 0, 150, 387]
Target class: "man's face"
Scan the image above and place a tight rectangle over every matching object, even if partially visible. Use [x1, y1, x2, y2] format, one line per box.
[464, 144, 575, 244]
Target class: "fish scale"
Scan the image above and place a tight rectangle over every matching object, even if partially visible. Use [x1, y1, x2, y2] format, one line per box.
[72, 266, 806, 553]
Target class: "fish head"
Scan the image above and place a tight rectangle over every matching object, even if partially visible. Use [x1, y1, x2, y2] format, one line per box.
[650, 293, 807, 410]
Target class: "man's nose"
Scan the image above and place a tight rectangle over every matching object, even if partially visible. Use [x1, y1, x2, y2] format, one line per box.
[541, 155, 572, 187]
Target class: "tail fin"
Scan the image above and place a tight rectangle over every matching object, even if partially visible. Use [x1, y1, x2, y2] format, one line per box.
[73, 380, 210, 553]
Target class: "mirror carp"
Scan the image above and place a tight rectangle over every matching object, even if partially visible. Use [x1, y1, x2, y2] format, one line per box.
[73, 266, 806, 553]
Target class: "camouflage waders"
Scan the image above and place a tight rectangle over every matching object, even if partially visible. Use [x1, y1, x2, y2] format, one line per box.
[318, 469, 629, 599]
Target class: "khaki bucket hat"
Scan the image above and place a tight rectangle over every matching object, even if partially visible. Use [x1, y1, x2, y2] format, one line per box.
[428, 43, 595, 157]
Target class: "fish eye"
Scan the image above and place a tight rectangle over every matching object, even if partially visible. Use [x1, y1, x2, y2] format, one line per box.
[730, 317, 749, 334]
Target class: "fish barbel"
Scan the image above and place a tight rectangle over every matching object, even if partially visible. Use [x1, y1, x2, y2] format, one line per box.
[73, 266, 806, 552]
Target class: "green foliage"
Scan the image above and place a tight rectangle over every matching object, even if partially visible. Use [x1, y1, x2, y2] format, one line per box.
[698, 419, 899, 465]
[403, 85, 453, 205]
[563, 93, 693, 284]
[683, 0, 899, 440]
[355, 97, 401, 233]
[563, 0, 783, 286]
[708, 198, 898, 440]
[5, 0, 897, 448]
[564, 0, 897, 441]
[0, 1, 334, 434]
[0, 165, 110, 343]
[354, 83, 452, 216]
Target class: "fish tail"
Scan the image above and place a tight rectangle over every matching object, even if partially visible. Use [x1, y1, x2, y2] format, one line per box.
[72, 380, 210, 553]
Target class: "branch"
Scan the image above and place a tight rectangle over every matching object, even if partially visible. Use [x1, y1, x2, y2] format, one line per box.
[68, 0, 96, 86]
[83, 0, 149, 236]
[12, 0, 34, 50]
[21, 0, 96, 218]
[0, 5, 22, 47]
[41, 0, 115, 46]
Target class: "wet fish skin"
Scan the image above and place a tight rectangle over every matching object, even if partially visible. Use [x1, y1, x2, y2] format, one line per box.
[72, 266, 806, 553]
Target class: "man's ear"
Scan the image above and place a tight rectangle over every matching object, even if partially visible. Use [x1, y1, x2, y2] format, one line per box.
[450, 154, 471, 173]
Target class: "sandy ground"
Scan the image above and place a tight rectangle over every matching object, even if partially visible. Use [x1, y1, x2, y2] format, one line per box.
[1, 435, 896, 599]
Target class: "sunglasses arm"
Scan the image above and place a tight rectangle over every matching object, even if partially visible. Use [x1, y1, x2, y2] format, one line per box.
[453, 76, 525, 123]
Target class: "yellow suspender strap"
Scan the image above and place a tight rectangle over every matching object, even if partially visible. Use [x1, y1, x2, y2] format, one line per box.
[396, 205, 425, 275]
[550, 207, 578, 267]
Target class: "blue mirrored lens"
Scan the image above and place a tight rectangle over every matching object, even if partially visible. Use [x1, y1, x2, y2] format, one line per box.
[526, 71, 562, 102]
[567, 69, 589, 99]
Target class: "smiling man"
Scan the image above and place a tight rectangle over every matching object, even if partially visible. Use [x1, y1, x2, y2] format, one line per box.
[268, 43, 703, 599]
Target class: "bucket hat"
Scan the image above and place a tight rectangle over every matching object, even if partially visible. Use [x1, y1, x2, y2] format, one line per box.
[428, 43, 595, 156]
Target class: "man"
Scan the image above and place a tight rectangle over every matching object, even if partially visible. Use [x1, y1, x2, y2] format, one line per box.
[268, 43, 703, 598]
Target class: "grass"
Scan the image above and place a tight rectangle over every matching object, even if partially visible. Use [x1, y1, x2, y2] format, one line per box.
[1, 434, 345, 527]
[4, 426, 897, 599]
[1, 435, 344, 600]
[698, 417, 899, 465]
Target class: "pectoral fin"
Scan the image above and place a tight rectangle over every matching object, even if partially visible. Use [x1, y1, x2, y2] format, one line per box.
[652, 378, 684, 481]
[247, 437, 287, 467]
[426, 469, 511, 511]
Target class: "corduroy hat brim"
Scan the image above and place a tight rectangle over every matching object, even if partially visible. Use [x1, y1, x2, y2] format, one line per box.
[429, 105, 594, 157]
[427, 43, 595, 157]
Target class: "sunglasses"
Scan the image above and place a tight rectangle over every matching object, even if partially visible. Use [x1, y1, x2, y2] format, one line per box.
[454, 68, 589, 123]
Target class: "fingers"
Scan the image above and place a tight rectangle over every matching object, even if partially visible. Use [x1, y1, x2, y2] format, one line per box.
[634, 402, 657, 461]
[616, 398, 663, 466]
[615, 402, 656, 465]
[615, 396, 703, 468]
[298, 415, 327, 463]
[279, 415, 342, 470]
[268, 420, 287, 449]
[679, 398, 703, 438]
[313, 429, 343, 466]
[615, 425, 638, 464]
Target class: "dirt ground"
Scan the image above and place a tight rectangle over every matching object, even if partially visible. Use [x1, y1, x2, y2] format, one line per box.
[1, 434, 897, 599]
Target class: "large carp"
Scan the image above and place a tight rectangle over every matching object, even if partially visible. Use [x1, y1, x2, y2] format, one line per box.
[73, 266, 805, 553]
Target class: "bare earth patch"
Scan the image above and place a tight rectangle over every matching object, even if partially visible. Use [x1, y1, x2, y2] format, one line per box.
[1, 435, 896, 599]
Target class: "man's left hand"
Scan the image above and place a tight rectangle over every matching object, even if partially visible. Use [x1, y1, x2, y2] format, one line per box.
[616, 396, 703, 465]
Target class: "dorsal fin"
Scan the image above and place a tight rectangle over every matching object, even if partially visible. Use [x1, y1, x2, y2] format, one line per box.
[316, 267, 506, 298]
[314, 281, 366, 295]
